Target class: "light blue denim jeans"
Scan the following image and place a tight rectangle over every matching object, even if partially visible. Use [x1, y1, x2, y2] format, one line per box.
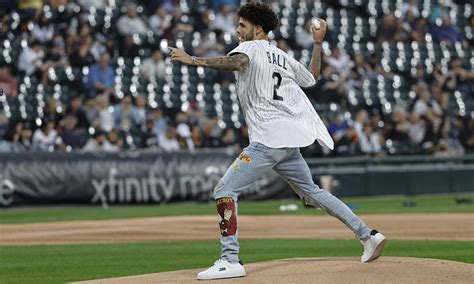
[213, 142, 371, 263]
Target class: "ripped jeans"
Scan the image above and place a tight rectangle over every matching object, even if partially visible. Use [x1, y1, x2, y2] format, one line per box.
[213, 142, 371, 263]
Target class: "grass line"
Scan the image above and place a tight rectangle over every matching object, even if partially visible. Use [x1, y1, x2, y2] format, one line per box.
[1, 239, 473, 284]
[1, 194, 473, 224]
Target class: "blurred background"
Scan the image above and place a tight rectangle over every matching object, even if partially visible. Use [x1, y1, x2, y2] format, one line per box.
[0, 0, 473, 206]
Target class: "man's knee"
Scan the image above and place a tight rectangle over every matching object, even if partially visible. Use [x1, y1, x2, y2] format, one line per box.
[213, 179, 238, 199]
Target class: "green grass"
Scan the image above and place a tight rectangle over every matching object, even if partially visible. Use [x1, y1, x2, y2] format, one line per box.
[1, 239, 473, 284]
[0, 194, 473, 224]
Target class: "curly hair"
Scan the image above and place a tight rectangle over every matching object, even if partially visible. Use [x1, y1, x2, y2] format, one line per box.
[237, 2, 279, 34]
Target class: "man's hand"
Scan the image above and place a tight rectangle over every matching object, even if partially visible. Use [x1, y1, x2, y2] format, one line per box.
[169, 47, 193, 65]
[311, 18, 327, 44]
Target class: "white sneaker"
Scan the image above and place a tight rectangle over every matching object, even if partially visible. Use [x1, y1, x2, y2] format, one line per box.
[361, 230, 387, 263]
[196, 259, 246, 280]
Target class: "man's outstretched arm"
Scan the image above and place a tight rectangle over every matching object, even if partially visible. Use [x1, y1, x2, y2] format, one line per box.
[169, 47, 249, 72]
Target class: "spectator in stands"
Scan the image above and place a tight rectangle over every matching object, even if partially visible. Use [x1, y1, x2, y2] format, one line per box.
[410, 15, 429, 43]
[326, 46, 354, 74]
[86, 53, 115, 98]
[119, 35, 141, 59]
[446, 56, 474, 94]
[0, 65, 17, 97]
[459, 116, 474, 153]
[135, 95, 148, 127]
[432, 15, 464, 45]
[78, 0, 107, 11]
[433, 120, 465, 156]
[32, 119, 63, 151]
[358, 123, 383, 156]
[148, 4, 173, 36]
[377, 11, 402, 43]
[162, 6, 193, 41]
[113, 95, 141, 131]
[212, 0, 240, 12]
[140, 118, 159, 149]
[43, 39, 70, 72]
[69, 35, 95, 68]
[0, 113, 8, 139]
[328, 112, 350, 142]
[17, 123, 33, 152]
[18, 40, 46, 77]
[65, 95, 90, 129]
[0, 15, 10, 40]
[400, 0, 420, 20]
[150, 107, 168, 138]
[177, 123, 195, 151]
[296, 18, 315, 51]
[58, 115, 87, 149]
[412, 85, 443, 117]
[95, 94, 114, 132]
[83, 97, 99, 128]
[211, 4, 237, 36]
[353, 109, 369, 137]
[311, 65, 348, 104]
[43, 97, 63, 126]
[191, 125, 204, 148]
[344, 67, 363, 94]
[384, 108, 411, 144]
[117, 3, 149, 36]
[220, 128, 239, 149]
[333, 127, 358, 156]
[202, 116, 223, 147]
[147, 0, 177, 13]
[429, 63, 448, 87]
[31, 12, 55, 43]
[159, 126, 180, 151]
[140, 50, 166, 80]
[82, 129, 119, 152]
[107, 129, 124, 150]
[0, 126, 20, 153]
[407, 112, 426, 145]
[428, 0, 451, 25]
[194, 31, 226, 58]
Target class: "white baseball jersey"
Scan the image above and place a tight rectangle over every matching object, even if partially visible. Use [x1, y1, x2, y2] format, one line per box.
[228, 40, 334, 150]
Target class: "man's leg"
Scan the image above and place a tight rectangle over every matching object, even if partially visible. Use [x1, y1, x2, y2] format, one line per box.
[273, 148, 371, 240]
[214, 142, 276, 263]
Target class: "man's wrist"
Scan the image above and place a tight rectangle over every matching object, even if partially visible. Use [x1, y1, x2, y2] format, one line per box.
[191, 56, 197, 66]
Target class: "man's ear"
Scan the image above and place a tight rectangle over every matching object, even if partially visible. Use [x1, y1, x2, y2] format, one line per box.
[255, 25, 264, 35]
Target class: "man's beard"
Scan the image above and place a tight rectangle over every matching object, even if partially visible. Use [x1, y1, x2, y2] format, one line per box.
[240, 29, 255, 42]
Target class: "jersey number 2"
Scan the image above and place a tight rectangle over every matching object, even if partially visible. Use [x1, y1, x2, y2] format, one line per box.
[272, 72, 283, 101]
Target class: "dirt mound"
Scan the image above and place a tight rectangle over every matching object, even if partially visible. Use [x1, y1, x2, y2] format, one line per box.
[1, 213, 473, 245]
[72, 257, 474, 284]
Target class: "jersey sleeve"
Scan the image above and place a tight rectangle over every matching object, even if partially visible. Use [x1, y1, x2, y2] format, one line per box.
[289, 58, 316, 88]
[227, 41, 257, 62]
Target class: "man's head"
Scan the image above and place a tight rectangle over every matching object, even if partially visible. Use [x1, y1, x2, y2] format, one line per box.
[236, 2, 279, 42]
[99, 53, 110, 68]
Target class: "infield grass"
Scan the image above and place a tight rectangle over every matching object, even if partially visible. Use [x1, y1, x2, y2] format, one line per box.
[0, 239, 473, 284]
[1, 193, 473, 224]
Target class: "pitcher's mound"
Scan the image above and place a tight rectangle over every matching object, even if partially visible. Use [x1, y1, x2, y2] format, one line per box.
[73, 257, 474, 283]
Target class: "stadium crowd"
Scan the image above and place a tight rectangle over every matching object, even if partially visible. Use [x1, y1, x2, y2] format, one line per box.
[0, 0, 473, 156]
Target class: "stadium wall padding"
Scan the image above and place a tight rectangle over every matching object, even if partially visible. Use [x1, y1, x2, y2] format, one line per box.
[1, 153, 473, 207]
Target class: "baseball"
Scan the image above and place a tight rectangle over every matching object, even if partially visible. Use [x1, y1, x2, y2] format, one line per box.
[312, 18, 321, 29]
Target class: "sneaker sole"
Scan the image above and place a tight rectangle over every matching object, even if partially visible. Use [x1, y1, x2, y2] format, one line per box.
[365, 238, 387, 262]
[197, 272, 246, 280]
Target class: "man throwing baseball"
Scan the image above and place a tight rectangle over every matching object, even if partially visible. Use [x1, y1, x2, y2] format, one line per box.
[170, 2, 386, 280]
